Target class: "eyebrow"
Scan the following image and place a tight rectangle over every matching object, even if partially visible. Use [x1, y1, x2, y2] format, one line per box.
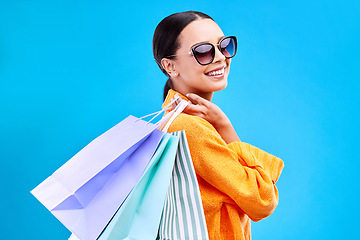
[190, 35, 226, 48]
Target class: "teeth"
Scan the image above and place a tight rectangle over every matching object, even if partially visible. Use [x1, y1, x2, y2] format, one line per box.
[207, 68, 224, 76]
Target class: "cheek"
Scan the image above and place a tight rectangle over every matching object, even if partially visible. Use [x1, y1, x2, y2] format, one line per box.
[178, 58, 201, 75]
[197, 66, 207, 74]
[176, 59, 207, 80]
[185, 65, 206, 78]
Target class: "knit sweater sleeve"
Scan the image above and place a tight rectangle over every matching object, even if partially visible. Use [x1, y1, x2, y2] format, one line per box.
[168, 113, 284, 222]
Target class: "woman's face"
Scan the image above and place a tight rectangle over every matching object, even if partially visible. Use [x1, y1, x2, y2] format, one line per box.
[167, 19, 232, 100]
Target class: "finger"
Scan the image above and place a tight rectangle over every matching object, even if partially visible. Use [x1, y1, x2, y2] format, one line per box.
[183, 102, 206, 116]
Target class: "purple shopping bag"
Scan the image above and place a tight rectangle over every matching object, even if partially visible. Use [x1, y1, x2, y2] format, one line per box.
[31, 115, 164, 240]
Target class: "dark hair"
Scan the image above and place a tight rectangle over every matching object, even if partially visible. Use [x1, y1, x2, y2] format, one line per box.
[152, 11, 213, 100]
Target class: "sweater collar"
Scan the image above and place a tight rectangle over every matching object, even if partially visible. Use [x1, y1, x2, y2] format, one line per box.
[162, 89, 189, 113]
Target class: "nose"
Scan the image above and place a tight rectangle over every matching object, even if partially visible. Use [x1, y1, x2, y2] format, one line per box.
[213, 46, 226, 63]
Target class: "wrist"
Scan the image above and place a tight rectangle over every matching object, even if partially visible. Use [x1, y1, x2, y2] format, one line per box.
[212, 116, 231, 131]
[213, 119, 241, 144]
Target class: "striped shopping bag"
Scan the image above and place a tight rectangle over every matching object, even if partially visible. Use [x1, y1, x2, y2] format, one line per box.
[157, 130, 209, 240]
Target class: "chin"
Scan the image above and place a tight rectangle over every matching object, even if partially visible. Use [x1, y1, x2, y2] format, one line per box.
[211, 79, 228, 92]
[214, 84, 227, 92]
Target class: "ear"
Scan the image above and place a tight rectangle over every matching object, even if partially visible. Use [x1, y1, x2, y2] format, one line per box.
[161, 58, 178, 78]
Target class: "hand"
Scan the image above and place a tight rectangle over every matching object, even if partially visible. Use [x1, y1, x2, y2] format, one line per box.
[173, 93, 241, 143]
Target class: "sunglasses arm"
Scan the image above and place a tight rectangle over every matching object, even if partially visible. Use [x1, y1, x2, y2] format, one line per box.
[163, 52, 193, 58]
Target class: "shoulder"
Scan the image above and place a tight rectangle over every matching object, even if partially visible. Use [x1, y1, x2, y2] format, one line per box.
[168, 113, 216, 135]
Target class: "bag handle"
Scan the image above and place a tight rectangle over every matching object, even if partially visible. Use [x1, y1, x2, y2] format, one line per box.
[159, 99, 189, 132]
[137, 95, 182, 123]
[138, 94, 189, 132]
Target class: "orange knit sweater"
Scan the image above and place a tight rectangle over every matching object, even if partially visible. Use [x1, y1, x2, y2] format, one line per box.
[162, 89, 284, 240]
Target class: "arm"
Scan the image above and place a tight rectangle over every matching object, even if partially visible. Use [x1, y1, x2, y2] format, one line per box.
[169, 113, 284, 221]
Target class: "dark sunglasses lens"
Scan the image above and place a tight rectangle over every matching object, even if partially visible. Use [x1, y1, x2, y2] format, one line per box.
[220, 37, 236, 58]
[193, 44, 214, 64]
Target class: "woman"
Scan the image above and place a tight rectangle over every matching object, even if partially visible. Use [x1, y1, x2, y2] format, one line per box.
[153, 11, 284, 240]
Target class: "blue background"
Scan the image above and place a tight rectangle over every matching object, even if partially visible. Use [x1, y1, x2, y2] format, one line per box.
[1, 0, 359, 239]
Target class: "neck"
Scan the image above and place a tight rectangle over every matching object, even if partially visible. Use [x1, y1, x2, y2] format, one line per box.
[198, 92, 213, 101]
[174, 88, 213, 101]
[172, 82, 214, 102]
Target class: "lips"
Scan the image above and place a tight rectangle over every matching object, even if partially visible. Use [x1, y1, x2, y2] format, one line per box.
[205, 66, 226, 76]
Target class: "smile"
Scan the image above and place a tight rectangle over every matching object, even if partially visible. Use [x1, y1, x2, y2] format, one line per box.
[205, 67, 225, 76]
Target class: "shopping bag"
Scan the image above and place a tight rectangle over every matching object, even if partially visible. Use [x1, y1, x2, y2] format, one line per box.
[157, 131, 209, 240]
[31, 116, 164, 240]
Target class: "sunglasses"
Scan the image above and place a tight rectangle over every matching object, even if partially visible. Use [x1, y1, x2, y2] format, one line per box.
[167, 36, 237, 65]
